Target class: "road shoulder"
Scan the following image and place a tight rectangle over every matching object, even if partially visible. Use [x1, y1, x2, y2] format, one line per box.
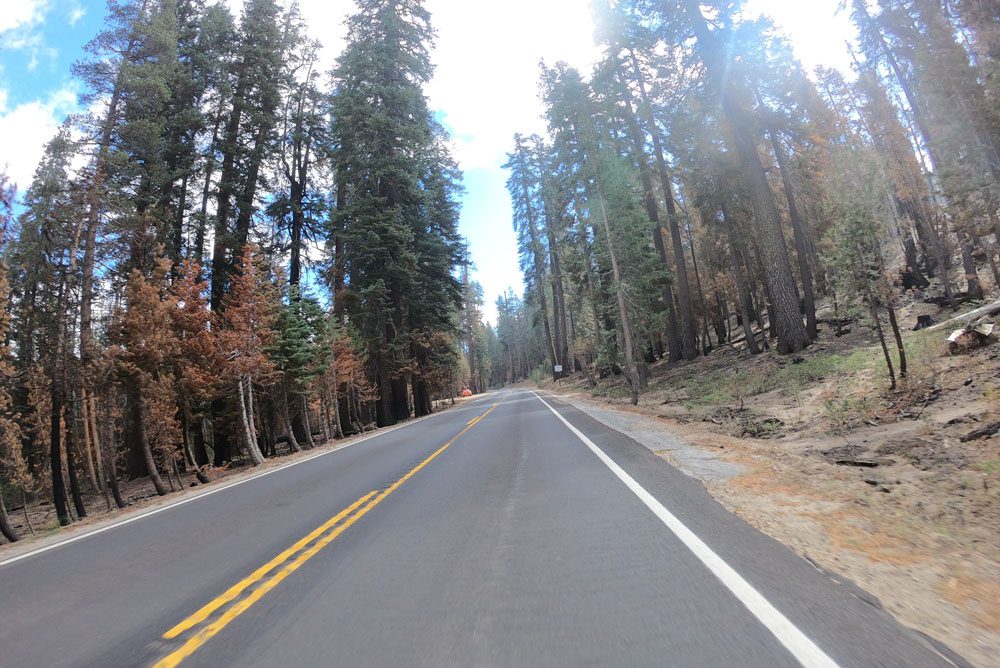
[537, 388, 989, 668]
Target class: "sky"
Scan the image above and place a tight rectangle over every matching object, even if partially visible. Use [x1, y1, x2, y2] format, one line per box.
[0, 0, 857, 322]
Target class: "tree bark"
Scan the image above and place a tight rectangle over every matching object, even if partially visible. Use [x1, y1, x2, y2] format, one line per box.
[64, 397, 87, 519]
[870, 304, 897, 390]
[0, 491, 19, 542]
[886, 305, 907, 379]
[50, 382, 71, 526]
[238, 376, 266, 466]
[301, 395, 316, 449]
[102, 388, 125, 509]
[282, 382, 301, 453]
[768, 129, 818, 340]
[135, 387, 169, 496]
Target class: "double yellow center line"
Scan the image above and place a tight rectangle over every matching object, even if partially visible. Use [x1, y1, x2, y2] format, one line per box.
[153, 399, 503, 668]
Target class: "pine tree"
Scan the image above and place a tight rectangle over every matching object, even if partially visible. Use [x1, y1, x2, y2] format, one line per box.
[677, 0, 812, 354]
[331, 0, 461, 425]
[217, 245, 278, 465]
[210, 0, 286, 309]
[114, 258, 182, 496]
[169, 258, 218, 475]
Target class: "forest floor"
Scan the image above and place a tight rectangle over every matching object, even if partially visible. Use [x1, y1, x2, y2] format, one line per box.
[539, 299, 1000, 667]
[0, 394, 484, 562]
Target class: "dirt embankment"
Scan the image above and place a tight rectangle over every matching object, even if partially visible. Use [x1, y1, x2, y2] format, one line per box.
[541, 304, 1000, 667]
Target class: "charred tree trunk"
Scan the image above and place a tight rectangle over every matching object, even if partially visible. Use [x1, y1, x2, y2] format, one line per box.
[768, 129, 818, 340]
[870, 304, 897, 390]
[725, 211, 761, 355]
[886, 304, 907, 379]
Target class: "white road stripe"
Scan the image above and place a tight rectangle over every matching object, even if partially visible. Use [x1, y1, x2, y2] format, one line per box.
[532, 391, 840, 668]
[0, 395, 493, 568]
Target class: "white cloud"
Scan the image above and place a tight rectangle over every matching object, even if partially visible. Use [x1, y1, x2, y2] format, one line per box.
[0, 85, 78, 194]
[426, 0, 600, 171]
[225, 0, 599, 171]
[68, 4, 86, 27]
[0, 0, 49, 33]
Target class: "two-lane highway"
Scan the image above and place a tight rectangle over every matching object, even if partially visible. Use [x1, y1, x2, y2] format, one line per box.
[0, 390, 963, 667]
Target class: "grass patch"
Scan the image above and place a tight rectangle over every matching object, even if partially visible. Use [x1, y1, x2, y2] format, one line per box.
[675, 346, 878, 410]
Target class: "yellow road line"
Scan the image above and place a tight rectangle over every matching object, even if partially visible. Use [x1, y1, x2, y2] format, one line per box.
[163, 490, 377, 640]
[154, 399, 504, 668]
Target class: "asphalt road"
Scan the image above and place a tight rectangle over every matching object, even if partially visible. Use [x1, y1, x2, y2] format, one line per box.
[0, 390, 966, 667]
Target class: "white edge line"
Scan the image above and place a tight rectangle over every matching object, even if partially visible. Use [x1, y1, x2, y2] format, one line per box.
[0, 395, 495, 568]
[531, 391, 839, 668]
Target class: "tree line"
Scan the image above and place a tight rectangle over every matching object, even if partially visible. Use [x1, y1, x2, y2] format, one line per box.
[486, 0, 999, 403]
[0, 0, 473, 541]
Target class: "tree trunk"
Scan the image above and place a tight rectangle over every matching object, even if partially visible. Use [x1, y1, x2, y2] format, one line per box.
[301, 395, 316, 448]
[724, 209, 761, 354]
[282, 383, 301, 453]
[135, 387, 169, 496]
[597, 192, 640, 406]
[870, 304, 897, 390]
[0, 491, 19, 542]
[886, 305, 907, 379]
[80, 390, 101, 491]
[64, 398, 87, 519]
[50, 382, 71, 526]
[515, 136, 559, 377]
[960, 233, 984, 300]
[238, 376, 266, 466]
[768, 129, 818, 340]
[102, 387, 125, 509]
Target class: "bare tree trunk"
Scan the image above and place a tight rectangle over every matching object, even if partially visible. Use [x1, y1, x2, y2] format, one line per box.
[0, 491, 19, 542]
[686, 218, 714, 353]
[960, 233, 984, 300]
[870, 304, 897, 390]
[181, 401, 210, 484]
[238, 376, 266, 466]
[64, 398, 87, 519]
[768, 129, 818, 340]
[886, 305, 907, 379]
[135, 387, 169, 496]
[79, 391, 100, 491]
[330, 365, 344, 440]
[282, 383, 301, 453]
[724, 210, 761, 354]
[21, 489, 36, 535]
[85, 391, 105, 492]
[102, 388, 125, 509]
[301, 395, 316, 449]
[597, 192, 640, 406]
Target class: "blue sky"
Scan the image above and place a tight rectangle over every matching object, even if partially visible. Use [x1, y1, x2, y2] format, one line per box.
[1, 0, 856, 322]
